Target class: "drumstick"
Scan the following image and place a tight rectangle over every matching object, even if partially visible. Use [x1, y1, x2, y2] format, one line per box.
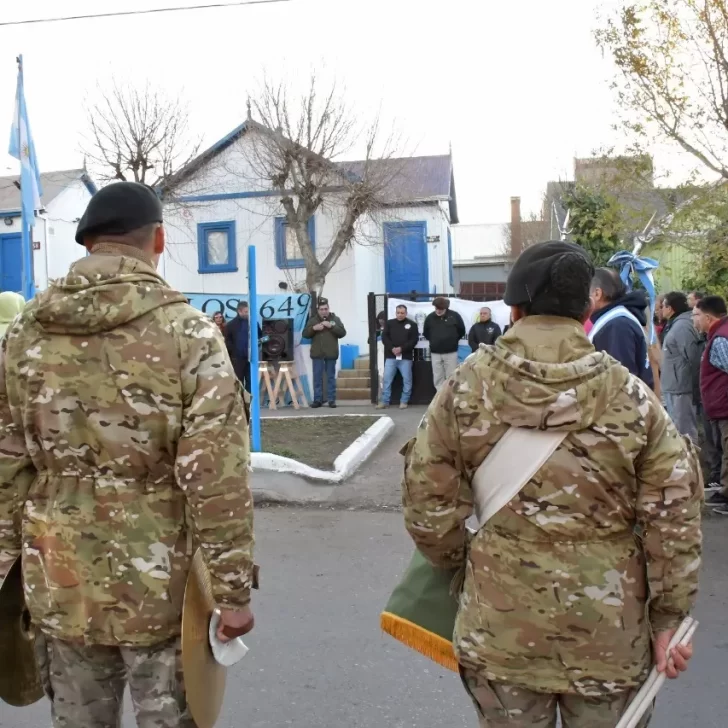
[616, 616, 698, 728]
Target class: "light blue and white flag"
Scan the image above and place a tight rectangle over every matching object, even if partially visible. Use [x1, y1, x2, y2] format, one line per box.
[8, 55, 42, 223]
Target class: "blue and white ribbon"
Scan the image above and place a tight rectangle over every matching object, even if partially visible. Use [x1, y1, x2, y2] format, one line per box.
[607, 251, 659, 345]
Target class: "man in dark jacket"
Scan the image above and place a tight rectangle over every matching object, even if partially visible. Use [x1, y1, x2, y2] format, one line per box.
[302, 297, 346, 408]
[661, 291, 701, 441]
[377, 304, 419, 409]
[468, 307, 502, 352]
[423, 296, 466, 389]
[225, 301, 264, 392]
[589, 268, 654, 388]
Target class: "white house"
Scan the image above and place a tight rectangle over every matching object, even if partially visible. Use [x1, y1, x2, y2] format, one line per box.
[160, 120, 459, 355]
[0, 169, 97, 292]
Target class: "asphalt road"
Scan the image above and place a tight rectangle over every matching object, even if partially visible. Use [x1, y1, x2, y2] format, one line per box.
[2, 507, 727, 728]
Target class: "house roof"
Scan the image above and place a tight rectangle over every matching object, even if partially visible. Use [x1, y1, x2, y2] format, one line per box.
[335, 155, 459, 223]
[0, 169, 97, 214]
[163, 119, 459, 223]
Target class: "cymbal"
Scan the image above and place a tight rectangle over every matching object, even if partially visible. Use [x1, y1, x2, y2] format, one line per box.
[182, 549, 226, 728]
[0, 557, 44, 706]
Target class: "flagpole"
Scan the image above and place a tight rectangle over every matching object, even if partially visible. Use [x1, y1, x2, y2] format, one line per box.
[17, 55, 35, 301]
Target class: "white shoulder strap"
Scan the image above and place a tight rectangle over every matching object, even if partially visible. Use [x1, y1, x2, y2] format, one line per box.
[472, 428, 567, 529]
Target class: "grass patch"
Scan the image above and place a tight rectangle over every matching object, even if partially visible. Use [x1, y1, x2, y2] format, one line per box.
[261, 415, 380, 471]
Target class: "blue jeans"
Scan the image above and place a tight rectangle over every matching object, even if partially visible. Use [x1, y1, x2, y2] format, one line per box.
[313, 358, 337, 403]
[381, 358, 413, 405]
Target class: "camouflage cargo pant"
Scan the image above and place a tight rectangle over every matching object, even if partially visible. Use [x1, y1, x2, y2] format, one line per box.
[35, 633, 196, 728]
[461, 668, 653, 728]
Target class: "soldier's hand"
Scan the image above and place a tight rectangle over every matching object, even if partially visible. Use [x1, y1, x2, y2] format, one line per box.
[217, 606, 255, 642]
[654, 629, 693, 679]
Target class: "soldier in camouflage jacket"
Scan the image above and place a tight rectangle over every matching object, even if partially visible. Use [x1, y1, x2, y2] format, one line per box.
[402, 241, 702, 728]
[0, 182, 255, 728]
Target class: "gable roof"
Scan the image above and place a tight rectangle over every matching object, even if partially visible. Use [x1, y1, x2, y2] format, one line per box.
[0, 169, 97, 214]
[163, 120, 459, 222]
[335, 155, 459, 223]
[161, 120, 253, 195]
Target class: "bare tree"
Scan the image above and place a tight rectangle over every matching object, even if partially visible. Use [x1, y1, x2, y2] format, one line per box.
[238, 74, 406, 298]
[597, 0, 728, 180]
[83, 78, 201, 188]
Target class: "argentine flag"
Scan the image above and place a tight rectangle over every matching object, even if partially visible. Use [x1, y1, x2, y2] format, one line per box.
[8, 56, 42, 223]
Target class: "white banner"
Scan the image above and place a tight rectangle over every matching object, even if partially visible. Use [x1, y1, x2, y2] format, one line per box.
[387, 297, 511, 349]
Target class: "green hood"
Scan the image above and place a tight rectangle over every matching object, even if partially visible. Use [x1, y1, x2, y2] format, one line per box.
[0, 291, 26, 336]
[472, 315, 630, 431]
[29, 246, 187, 336]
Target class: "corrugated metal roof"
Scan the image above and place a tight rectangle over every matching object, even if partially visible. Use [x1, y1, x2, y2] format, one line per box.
[0, 169, 97, 213]
[335, 155, 458, 223]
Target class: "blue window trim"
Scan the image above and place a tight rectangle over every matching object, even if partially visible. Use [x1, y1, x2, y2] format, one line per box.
[447, 227, 454, 287]
[275, 216, 315, 269]
[197, 221, 237, 274]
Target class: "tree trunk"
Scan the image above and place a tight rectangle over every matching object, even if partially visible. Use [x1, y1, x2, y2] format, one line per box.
[307, 272, 325, 316]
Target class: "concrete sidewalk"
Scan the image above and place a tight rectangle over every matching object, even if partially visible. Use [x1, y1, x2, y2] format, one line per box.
[253, 403, 425, 508]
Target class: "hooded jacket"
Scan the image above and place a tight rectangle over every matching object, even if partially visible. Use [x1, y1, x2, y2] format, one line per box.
[0, 292, 25, 337]
[661, 310, 701, 395]
[590, 290, 654, 388]
[403, 316, 702, 695]
[0, 243, 254, 647]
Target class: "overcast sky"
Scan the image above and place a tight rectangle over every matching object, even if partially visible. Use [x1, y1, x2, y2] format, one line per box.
[0, 0, 682, 224]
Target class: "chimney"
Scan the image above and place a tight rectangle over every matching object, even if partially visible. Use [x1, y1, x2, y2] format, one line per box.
[510, 196, 523, 259]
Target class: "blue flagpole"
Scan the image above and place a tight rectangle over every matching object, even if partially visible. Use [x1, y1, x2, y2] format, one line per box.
[248, 246, 261, 452]
[15, 55, 35, 300]
[21, 218, 33, 300]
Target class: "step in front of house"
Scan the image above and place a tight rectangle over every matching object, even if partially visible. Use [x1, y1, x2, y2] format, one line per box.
[337, 387, 371, 400]
[354, 357, 370, 371]
[337, 376, 370, 389]
[339, 368, 372, 379]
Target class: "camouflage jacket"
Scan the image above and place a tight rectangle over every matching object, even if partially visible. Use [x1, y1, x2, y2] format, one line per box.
[403, 316, 702, 695]
[0, 243, 254, 647]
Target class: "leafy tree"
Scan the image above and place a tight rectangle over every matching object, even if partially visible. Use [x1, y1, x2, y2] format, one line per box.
[597, 0, 728, 180]
[561, 186, 624, 266]
[670, 184, 728, 296]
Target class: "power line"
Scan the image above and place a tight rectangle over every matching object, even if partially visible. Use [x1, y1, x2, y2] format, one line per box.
[0, 0, 292, 27]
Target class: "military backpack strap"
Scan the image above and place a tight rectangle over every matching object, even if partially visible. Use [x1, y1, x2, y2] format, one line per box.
[471, 428, 567, 529]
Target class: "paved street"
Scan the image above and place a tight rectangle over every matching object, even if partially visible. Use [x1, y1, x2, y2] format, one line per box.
[2, 506, 727, 728]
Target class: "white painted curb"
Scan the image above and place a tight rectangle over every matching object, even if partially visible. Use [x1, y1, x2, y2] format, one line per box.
[251, 415, 395, 484]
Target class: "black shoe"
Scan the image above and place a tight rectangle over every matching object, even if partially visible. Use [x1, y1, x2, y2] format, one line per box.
[311, 401, 322, 409]
[328, 402, 337, 408]
[705, 491, 728, 506]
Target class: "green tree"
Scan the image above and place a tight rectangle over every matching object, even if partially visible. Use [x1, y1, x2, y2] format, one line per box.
[670, 184, 728, 296]
[597, 0, 728, 180]
[561, 186, 624, 266]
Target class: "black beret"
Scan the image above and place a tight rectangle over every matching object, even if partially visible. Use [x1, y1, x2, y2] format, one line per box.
[318, 297, 329, 306]
[504, 241, 592, 306]
[75, 181, 163, 245]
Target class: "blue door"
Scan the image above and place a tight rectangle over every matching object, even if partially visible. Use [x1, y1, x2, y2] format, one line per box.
[0, 234, 22, 293]
[384, 221, 428, 295]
